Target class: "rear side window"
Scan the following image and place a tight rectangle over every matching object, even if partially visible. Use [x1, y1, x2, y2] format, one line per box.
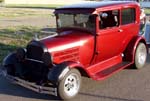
[121, 8, 135, 25]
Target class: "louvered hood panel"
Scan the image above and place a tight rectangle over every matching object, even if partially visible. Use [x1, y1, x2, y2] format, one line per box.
[53, 47, 80, 63]
[40, 30, 93, 64]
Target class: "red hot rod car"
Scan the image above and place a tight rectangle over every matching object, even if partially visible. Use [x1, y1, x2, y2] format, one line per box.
[0, 1, 148, 100]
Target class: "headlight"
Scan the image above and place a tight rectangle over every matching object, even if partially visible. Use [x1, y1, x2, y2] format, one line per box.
[16, 48, 26, 61]
[42, 52, 53, 66]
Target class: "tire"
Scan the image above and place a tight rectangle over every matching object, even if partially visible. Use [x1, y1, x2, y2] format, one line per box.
[58, 69, 81, 100]
[134, 43, 147, 69]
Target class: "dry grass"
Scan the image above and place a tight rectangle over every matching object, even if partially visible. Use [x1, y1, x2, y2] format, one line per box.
[0, 7, 53, 18]
[0, 26, 41, 63]
[145, 8, 150, 15]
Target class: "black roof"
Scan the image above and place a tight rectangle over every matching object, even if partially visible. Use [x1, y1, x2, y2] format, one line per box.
[56, 1, 137, 9]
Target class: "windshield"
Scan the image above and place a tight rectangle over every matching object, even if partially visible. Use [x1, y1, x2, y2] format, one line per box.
[56, 13, 96, 32]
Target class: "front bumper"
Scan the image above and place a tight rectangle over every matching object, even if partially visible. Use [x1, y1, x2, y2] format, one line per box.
[0, 68, 57, 96]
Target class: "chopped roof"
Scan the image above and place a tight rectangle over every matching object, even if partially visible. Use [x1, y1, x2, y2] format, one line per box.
[56, 1, 137, 10]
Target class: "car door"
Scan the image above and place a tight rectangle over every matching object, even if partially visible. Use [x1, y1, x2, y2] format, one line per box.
[120, 7, 139, 50]
[95, 9, 125, 63]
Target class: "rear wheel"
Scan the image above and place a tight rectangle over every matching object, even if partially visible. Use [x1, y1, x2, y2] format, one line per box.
[58, 69, 81, 100]
[134, 43, 147, 69]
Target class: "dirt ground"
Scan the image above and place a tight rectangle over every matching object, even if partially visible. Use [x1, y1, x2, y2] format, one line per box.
[0, 7, 56, 28]
[1, 7, 150, 29]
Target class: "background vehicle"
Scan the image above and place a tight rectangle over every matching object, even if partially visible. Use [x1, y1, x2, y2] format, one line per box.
[0, 1, 148, 100]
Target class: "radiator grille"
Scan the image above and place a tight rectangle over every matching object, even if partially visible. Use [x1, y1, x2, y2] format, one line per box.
[27, 45, 44, 61]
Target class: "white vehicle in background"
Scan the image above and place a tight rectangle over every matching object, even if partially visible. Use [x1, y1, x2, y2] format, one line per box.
[143, 23, 150, 44]
[140, 8, 150, 44]
[140, 8, 146, 35]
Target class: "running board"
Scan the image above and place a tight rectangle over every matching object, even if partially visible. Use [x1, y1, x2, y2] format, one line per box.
[92, 62, 132, 80]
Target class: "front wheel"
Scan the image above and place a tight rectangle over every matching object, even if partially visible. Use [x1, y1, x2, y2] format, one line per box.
[58, 69, 81, 100]
[134, 43, 147, 69]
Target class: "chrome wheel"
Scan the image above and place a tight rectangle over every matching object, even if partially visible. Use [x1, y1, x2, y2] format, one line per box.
[138, 49, 146, 65]
[64, 73, 80, 97]
[58, 69, 81, 100]
[135, 43, 147, 69]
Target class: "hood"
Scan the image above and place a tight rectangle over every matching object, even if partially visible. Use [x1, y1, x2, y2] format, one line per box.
[40, 30, 93, 53]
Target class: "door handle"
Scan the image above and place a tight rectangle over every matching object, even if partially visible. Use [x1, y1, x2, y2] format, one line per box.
[118, 29, 123, 32]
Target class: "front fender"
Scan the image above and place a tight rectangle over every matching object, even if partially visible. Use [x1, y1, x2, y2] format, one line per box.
[123, 36, 147, 62]
[2, 52, 17, 66]
[47, 61, 87, 84]
[48, 62, 70, 84]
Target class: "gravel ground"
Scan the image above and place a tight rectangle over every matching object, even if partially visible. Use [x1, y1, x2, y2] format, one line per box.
[0, 7, 150, 29]
[0, 7, 56, 28]
[0, 16, 55, 28]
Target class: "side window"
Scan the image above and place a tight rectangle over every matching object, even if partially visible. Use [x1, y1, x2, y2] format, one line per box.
[121, 8, 135, 25]
[99, 10, 119, 29]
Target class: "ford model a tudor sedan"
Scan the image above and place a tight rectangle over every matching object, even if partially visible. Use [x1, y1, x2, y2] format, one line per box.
[0, 1, 148, 100]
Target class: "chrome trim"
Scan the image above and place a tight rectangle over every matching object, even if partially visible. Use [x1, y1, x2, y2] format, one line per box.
[26, 58, 44, 63]
[0, 69, 57, 96]
[40, 31, 58, 39]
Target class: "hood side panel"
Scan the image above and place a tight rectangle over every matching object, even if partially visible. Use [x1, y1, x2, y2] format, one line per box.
[40, 30, 94, 67]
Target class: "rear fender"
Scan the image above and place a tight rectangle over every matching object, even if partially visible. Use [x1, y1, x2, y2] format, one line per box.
[123, 36, 147, 62]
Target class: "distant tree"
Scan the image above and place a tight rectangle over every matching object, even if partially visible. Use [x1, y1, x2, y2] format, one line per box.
[0, 0, 4, 7]
[0, 0, 4, 3]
